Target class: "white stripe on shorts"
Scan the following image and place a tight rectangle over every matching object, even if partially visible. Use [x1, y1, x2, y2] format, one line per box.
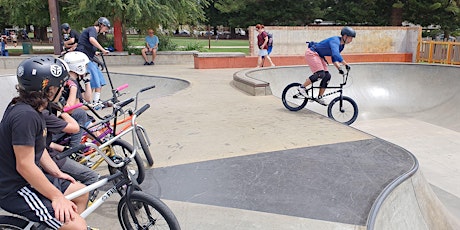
[18, 187, 62, 229]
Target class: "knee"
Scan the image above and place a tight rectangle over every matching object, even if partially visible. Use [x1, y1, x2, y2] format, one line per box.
[320, 71, 331, 88]
[309, 70, 326, 83]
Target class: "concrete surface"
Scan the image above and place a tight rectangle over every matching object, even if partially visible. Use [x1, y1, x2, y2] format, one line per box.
[0, 62, 459, 229]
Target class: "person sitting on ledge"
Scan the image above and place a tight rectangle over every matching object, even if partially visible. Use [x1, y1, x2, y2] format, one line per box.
[141, 29, 159, 65]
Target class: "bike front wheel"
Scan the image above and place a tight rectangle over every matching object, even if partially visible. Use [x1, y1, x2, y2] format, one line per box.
[107, 139, 146, 184]
[327, 96, 358, 125]
[118, 191, 181, 230]
[136, 126, 154, 167]
[282, 83, 308, 111]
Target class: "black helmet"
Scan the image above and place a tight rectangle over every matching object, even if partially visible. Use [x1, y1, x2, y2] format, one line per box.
[98, 17, 111, 28]
[341, 26, 356, 37]
[17, 56, 69, 92]
[61, 23, 70, 31]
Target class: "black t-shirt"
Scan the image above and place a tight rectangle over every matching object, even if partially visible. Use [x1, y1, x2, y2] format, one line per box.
[0, 103, 46, 198]
[68, 30, 80, 45]
[76, 26, 98, 59]
[42, 110, 68, 167]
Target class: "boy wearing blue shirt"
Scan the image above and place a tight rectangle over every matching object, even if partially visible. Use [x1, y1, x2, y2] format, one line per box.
[298, 27, 356, 105]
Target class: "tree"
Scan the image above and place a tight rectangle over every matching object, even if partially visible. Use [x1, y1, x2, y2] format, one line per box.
[60, 0, 208, 47]
[0, 0, 52, 40]
[403, 0, 460, 38]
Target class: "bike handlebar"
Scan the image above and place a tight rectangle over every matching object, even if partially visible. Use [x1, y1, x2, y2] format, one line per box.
[134, 104, 150, 117]
[139, 85, 156, 93]
[63, 103, 84, 113]
[55, 144, 87, 160]
[116, 84, 129, 92]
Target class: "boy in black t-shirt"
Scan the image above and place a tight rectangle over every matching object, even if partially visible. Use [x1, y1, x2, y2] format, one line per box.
[0, 56, 88, 229]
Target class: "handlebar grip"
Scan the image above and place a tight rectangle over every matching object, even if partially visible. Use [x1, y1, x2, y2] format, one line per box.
[140, 85, 155, 93]
[117, 98, 135, 108]
[134, 104, 150, 117]
[55, 144, 87, 160]
[116, 84, 129, 92]
[63, 103, 83, 112]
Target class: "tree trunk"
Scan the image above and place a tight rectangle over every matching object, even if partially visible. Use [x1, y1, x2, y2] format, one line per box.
[391, 7, 403, 26]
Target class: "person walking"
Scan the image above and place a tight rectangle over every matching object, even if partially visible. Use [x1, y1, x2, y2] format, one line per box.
[255, 24, 275, 68]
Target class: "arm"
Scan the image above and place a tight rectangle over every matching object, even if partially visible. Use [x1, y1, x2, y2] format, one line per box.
[81, 79, 92, 103]
[65, 84, 79, 107]
[59, 112, 79, 134]
[14, 145, 78, 222]
[89, 37, 108, 55]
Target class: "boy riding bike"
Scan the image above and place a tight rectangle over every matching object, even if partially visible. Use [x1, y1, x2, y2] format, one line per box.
[298, 26, 356, 106]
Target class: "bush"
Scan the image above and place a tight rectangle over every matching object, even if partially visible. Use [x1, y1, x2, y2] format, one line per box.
[182, 41, 203, 51]
[157, 34, 178, 51]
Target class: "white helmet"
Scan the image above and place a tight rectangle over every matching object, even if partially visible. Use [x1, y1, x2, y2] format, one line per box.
[64, 51, 90, 75]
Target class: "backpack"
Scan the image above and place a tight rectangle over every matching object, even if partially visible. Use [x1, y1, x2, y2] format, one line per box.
[267, 32, 273, 47]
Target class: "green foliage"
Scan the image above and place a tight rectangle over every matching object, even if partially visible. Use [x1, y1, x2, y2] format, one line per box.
[182, 41, 203, 51]
[157, 34, 178, 51]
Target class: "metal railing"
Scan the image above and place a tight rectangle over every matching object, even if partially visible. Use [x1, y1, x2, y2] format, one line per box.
[417, 40, 460, 65]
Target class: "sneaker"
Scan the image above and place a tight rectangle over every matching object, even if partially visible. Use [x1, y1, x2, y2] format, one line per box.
[297, 86, 309, 98]
[149, 61, 155, 65]
[315, 98, 328, 106]
[143, 62, 149, 65]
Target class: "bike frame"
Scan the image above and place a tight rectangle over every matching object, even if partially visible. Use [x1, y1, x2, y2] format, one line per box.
[306, 71, 350, 100]
[20, 109, 143, 229]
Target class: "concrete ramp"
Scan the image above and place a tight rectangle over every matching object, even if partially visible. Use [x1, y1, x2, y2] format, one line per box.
[0, 75, 19, 115]
[239, 63, 460, 229]
[373, 170, 459, 230]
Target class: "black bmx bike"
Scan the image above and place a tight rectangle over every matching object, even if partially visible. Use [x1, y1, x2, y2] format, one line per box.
[281, 70, 358, 125]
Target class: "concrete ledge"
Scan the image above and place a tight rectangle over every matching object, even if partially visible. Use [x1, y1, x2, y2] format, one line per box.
[194, 52, 245, 57]
[233, 68, 272, 96]
[195, 53, 413, 69]
[0, 51, 197, 69]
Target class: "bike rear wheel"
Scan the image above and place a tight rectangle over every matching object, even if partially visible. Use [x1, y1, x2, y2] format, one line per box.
[282, 83, 308, 111]
[0, 215, 37, 229]
[118, 191, 181, 230]
[327, 96, 358, 125]
[136, 126, 154, 166]
[107, 139, 145, 184]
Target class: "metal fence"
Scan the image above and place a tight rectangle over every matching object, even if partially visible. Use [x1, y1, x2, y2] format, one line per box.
[417, 40, 460, 65]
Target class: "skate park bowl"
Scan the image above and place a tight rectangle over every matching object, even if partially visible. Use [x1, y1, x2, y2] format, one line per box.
[235, 63, 460, 229]
[0, 73, 190, 117]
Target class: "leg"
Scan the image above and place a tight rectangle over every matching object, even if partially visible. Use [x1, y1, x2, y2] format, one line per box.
[60, 158, 99, 186]
[318, 71, 331, 97]
[68, 109, 88, 147]
[141, 48, 149, 64]
[265, 55, 275, 66]
[257, 55, 263, 67]
[63, 181, 88, 215]
[151, 49, 157, 63]
[87, 61, 106, 103]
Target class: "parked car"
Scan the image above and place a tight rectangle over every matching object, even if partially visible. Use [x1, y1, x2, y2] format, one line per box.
[436, 34, 456, 41]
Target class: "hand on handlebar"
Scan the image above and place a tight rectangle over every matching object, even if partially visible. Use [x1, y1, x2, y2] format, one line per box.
[338, 68, 344, 75]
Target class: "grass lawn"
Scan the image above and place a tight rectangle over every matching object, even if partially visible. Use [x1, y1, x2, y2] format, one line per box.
[7, 35, 250, 55]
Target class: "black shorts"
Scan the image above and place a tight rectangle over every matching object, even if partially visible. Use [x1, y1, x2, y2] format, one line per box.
[0, 175, 71, 230]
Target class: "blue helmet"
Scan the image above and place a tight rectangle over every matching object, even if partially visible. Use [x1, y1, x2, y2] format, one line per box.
[98, 17, 111, 28]
[341, 27, 356, 37]
[61, 23, 70, 31]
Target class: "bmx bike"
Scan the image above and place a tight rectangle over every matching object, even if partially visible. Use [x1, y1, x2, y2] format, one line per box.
[281, 70, 358, 125]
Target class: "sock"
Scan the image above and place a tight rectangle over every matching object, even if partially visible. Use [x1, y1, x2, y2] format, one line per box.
[93, 92, 100, 103]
